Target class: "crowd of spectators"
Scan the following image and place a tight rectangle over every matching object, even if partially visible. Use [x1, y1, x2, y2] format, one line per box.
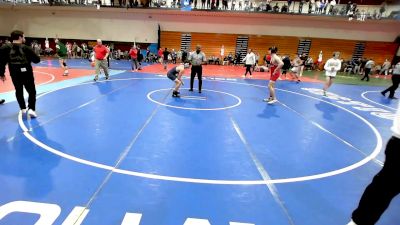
[0, 0, 394, 20]
[149, 46, 397, 80]
[0, 38, 187, 67]
[0, 38, 395, 78]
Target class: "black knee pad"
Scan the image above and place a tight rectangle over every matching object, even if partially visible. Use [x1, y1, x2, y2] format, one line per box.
[63, 62, 67, 67]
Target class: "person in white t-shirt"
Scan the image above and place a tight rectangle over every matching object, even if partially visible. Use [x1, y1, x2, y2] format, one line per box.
[45, 37, 49, 49]
[379, 59, 391, 76]
[242, 48, 256, 78]
[322, 52, 341, 96]
[290, 54, 302, 82]
[317, 50, 323, 70]
[361, 59, 375, 82]
[347, 102, 400, 225]
[44, 37, 51, 56]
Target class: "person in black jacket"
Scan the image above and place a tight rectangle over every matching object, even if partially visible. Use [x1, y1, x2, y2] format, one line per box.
[281, 55, 291, 79]
[162, 48, 170, 70]
[347, 103, 400, 225]
[0, 30, 40, 118]
[137, 46, 143, 70]
[182, 50, 188, 63]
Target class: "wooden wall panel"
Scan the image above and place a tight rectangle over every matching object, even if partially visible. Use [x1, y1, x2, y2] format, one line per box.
[364, 42, 398, 64]
[248, 35, 299, 60]
[160, 31, 182, 52]
[191, 33, 237, 58]
[161, 31, 398, 65]
[161, 31, 237, 58]
[309, 38, 357, 63]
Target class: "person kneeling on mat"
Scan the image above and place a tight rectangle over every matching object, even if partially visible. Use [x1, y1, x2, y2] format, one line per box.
[167, 63, 189, 97]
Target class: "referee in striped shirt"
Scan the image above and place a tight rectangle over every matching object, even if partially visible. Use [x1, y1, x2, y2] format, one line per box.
[188, 45, 206, 93]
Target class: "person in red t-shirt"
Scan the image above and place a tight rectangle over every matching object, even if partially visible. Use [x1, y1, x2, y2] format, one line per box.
[93, 39, 110, 81]
[265, 54, 271, 67]
[129, 45, 139, 71]
[158, 47, 163, 64]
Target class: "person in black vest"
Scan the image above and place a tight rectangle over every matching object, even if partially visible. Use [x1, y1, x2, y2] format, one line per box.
[281, 55, 291, 80]
[0, 30, 40, 118]
[163, 48, 170, 70]
[182, 50, 188, 63]
[298, 0, 304, 13]
[360, 57, 368, 75]
[188, 45, 206, 93]
[137, 46, 143, 70]
[299, 52, 307, 77]
[234, 52, 241, 65]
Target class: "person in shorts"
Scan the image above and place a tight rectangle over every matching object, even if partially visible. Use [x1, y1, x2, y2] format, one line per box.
[263, 46, 283, 104]
[55, 38, 69, 76]
[322, 52, 341, 96]
[167, 63, 188, 97]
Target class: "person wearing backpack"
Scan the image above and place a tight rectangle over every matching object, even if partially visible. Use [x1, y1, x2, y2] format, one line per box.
[0, 30, 40, 118]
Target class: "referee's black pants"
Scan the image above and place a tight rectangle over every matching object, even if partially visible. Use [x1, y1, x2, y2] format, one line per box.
[190, 65, 202, 92]
[382, 75, 400, 98]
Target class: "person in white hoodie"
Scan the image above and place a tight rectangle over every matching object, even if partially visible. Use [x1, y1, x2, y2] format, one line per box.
[242, 48, 256, 78]
[347, 102, 400, 225]
[322, 51, 341, 96]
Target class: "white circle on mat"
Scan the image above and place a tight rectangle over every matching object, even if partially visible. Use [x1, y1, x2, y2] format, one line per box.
[18, 78, 382, 185]
[147, 88, 242, 111]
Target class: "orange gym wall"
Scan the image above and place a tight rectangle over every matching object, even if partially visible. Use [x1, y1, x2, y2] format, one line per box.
[161, 31, 399, 64]
[1, 5, 399, 43]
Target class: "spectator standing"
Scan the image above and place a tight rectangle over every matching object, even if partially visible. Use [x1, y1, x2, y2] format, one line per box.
[242, 48, 256, 78]
[361, 59, 375, 82]
[129, 45, 139, 71]
[93, 39, 110, 81]
[380, 59, 391, 76]
[0, 30, 40, 118]
[162, 48, 170, 70]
